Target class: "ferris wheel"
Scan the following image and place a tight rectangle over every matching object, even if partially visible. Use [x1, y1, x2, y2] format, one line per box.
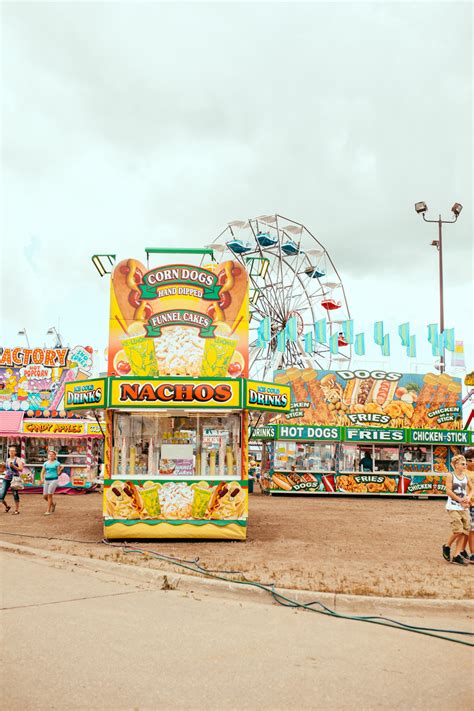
[206, 214, 352, 381]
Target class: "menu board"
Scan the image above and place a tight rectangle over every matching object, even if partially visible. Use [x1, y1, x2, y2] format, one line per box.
[107, 259, 249, 380]
[269, 368, 463, 430]
[160, 444, 194, 476]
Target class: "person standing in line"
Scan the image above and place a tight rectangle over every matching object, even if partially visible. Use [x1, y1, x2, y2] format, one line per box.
[40, 449, 63, 516]
[442, 454, 472, 565]
[0, 445, 24, 515]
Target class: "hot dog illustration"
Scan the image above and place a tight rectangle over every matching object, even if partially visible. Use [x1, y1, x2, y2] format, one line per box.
[205, 260, 248, 327]
[372, 379, 399, 406]
[112, 258, 154, 325]
[271, 473, 293, 491]
[353, 377, 375, 405]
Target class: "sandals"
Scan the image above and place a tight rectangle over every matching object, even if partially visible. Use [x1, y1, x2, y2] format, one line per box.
[12, 510, 20, 515]
[4, 505, 11, 513]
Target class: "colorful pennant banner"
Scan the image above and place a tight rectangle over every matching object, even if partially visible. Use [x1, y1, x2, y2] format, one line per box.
[374, 321, 384, 346]
[354, 333, 365, 356]
[398, 322, 410, 347]
[341, 319, 354, 345]
[315, 318, 327, 344]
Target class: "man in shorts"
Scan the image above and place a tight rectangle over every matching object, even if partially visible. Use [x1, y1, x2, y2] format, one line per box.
[442, 454, 472, 565]
[463, 448, 474, 562]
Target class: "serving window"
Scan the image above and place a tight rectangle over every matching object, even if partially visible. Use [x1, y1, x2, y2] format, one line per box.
[373, 446, 399, 472]
[25, 438, 89, 467]
[273, 441, 336, 472]
[401, 446, 432, 473]
[341, 444, 400, 473]
[112, 412, 241, 479]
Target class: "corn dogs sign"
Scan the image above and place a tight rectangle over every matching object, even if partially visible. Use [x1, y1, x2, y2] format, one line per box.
[107, 258, 249, 379]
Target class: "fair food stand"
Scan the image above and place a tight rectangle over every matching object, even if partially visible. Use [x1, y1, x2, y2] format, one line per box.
[65, 252, 289, 538]
[253, 368, 470, 497]
[66, 376, 289, 538]
[0, 345, 104, 489]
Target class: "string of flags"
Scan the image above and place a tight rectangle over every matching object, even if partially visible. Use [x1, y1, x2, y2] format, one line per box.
[254, 317, 463, 362]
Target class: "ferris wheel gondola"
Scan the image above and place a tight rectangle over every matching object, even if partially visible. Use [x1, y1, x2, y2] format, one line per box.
[206, 214, 352, 381]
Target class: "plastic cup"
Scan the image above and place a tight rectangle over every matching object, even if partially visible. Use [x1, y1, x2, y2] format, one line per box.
[122, 336, 159, 376]
[200, 337, 237, 377]
[140, 485, 161, 517]
[191, 486, 212, 518]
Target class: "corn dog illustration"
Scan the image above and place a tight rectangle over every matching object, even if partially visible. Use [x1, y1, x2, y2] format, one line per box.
[207, 481, 246, 519]
[301, 369, 333, 423]
[204, 260, 249, 327]
[411, 373, 438, 427]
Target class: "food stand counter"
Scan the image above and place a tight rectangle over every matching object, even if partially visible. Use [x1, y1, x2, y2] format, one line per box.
[253, 425, 472, 496]
[65, 376, 290, 539]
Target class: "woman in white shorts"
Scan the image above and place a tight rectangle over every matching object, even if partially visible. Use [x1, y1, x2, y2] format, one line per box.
[40, 449, 63, 515]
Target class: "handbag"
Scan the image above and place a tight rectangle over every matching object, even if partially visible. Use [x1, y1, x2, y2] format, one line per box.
[10, 476, 25, 490]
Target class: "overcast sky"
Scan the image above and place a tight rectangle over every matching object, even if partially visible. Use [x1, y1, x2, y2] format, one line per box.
[1, 1, 472, 377]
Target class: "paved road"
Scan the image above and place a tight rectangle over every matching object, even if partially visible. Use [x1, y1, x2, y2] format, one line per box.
[1, 551, 472, 710]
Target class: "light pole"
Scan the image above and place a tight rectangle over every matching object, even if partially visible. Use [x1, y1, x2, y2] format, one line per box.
[46, 327, 63, 348]
[414, 201, 463, 374]
[17, 328, 30, 348]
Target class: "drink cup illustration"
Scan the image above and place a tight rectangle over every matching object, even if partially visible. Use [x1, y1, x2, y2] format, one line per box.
[200, 337, 237, 377]
[140, 484, 161, 517]
[192, 486, 212, 518]
[122, 336, 159, 376]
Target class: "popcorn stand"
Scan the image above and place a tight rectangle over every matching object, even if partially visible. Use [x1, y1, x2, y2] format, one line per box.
[0, 345, 104, 489]
[65, 254, 290, 539]
[253, 368, 471, 497]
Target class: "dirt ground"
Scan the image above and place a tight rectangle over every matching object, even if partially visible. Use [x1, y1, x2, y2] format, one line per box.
[1, 489, 472, 599]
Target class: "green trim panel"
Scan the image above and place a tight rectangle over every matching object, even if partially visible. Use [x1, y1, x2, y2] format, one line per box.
[343, 426, 407, 443]
[104, 519, 247, 527]
[278, 425, 342, 441]
[408, 429, 471, 445]
[104, 479, 249, 487]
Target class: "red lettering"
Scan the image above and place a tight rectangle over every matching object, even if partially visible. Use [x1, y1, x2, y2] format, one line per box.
[0, 348, 12, 367]
[12, 348, 23, 366]
[173, 384, 194, 401]
[44, 350, 56, 366]
[214, 384, 232, 402]
[155, 385, 174, 401]
[56, 348, 69, 367]
[139, 384, 157, 401]
[120, 383, 140, 401]
[194, 384, 213, 402]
